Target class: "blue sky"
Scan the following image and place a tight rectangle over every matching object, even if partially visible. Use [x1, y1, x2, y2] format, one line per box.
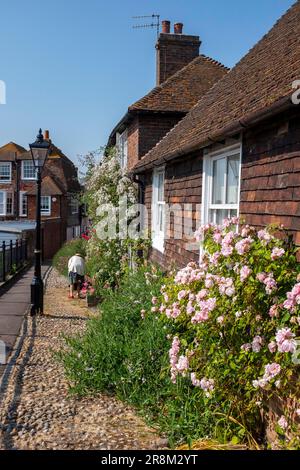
[0, 0, 295, 164]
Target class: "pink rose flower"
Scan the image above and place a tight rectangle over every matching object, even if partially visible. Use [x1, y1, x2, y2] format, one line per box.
[268, 341, 277, 353]
[240, 265, 252, 282]
[257, 272, 267, 283]
[191, 372, 201, 388]
[271, 247, 285, 260]
[252, 335, 263, 353]
[241, 343, 252, 352]
[176, 355, 189, 373]
[264, 363, 281, 379]
[178, 290, 188, 301]
[269, 305, 279, 318]
[276, 327, 297, 353]
[278, 416, 288, 430]
[258, 229, 273, 244]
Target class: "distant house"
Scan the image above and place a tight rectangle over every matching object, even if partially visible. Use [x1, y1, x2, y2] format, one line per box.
[108, 21, 228, 172]
[129, 2, 300, 269]
[0, 130, 82, 258]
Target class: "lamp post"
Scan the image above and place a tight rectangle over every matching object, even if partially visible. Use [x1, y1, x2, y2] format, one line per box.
[29, 129, 51, 316]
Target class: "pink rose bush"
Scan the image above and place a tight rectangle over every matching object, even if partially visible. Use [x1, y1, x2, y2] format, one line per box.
[150, 218, 300, 438]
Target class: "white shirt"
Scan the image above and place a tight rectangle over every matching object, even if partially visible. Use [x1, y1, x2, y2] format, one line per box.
[68, 255, 85, 276]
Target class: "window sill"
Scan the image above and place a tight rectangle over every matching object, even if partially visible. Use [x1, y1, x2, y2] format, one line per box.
[152, 237, 165, 254]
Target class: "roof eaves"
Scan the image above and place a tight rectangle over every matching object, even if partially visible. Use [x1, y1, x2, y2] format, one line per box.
[107, 110, 135, 147]
[133, 94, 293, 174]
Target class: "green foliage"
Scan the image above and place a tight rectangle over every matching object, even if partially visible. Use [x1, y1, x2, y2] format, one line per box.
[80, 146, 150, 295]
[58, 267, 163, 393]
[10, 263, 17, 275]
[58, 220, 300, 448]
[53, 238, 87, 277]
[58, 266, 217, 446]
[157, 220, 300, 447]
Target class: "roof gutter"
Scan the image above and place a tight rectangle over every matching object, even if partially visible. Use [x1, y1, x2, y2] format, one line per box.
[107, 111, 134, 148]
[133, 94, 293, 174]
[107, 109, 186, 149]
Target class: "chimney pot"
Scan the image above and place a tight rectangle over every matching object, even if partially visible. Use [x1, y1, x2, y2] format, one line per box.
[174, 22, 183, 34]
[44, 130, 50, 140]
[162, 20, 171, 34]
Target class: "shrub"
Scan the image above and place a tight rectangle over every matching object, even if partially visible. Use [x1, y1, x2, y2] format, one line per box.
[58, 266, 217, 446]
[80, 147, 150, 295]
[157, 218, 300, 447]
[59, 219, 300, 448]
[58, 266, 165, 394]
[53, 238, 87, 277]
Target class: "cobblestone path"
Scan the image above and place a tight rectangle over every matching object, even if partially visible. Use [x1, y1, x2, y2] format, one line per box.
[0, 268, 164, 450]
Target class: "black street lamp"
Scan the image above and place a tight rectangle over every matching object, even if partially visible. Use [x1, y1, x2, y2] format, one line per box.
[29, 129, 51, 315]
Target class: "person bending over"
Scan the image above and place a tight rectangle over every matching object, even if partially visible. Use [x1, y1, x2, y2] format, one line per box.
[68, 253, 85, 299]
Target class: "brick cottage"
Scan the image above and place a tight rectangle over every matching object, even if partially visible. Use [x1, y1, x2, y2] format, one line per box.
[0, 131, 82, 258]
[123, 2, 300, 270]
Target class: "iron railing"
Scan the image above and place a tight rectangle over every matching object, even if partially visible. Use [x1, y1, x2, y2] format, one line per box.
[0, 239, 28, 283]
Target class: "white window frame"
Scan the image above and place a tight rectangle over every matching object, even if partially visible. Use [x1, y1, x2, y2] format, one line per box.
[21, 160, 37, 180]
[0, 190, 14, 216]
[6, 191, 14, 215]
[152, 167, 165, 253]
[19, 191, 28, 217]
[0, 162, 12, 183]
[40, 196, 51, 216]
[201, 144, 242, 227]
[116, 129, 128, 169]
[0, 191, 5, 215]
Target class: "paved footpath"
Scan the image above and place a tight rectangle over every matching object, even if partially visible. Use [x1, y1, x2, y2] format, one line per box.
[0, 264, 50, 375]
[0, 268, 164, 450]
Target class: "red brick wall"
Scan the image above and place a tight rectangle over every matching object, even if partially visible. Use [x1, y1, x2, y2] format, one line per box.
[143, 152, 202, 270]
[164, 153, 202, 269]
[138, 114, 184, 163]
[127, 119, 139, 171]
[27, 195, 61, 220]
[141, 108, 300, 271]
[156, 33, 200, 85]
[127, 114, 184, 172]
[0, 153, 80, 259]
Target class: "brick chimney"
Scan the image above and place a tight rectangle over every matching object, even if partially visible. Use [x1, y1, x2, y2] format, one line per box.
[156, 21, 201, 85]
[162, 20, 170, 34]
[174, 22, 183, 34]
[44, 130, 50, 140]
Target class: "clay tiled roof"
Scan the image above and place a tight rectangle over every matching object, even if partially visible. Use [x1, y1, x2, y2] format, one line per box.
[133, 1, 300, 173]
[108, 54, 228, 146]
[129, 55, 228, 113]
[26, 175, 63, 196]
[19, 143, 73, 161]
[19, 144, 81, 193]
[0, 142, 27, 161]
